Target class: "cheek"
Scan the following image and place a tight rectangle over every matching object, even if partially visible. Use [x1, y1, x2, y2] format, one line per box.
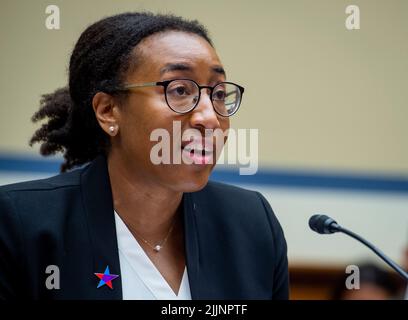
[220, 117, 230, 132]
[121, 109, 149, 148]
[121, 95, 178, 156]
[124, 93, 163, 126]
[219, 117, 230, 145]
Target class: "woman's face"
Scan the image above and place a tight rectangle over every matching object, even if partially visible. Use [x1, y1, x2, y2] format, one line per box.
[114, 31, 230, 192]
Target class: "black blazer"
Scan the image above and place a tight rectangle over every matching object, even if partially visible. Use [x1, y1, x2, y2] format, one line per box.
[0, 155, 288, 300]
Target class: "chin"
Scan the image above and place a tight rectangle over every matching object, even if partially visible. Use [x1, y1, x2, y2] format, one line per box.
[171, 165, 213, 193]
[181, 178, 209, 193]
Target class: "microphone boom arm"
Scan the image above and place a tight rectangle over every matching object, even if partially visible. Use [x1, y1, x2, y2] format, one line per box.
[309, 214, 408, 282]
[336, 225, 408, 282]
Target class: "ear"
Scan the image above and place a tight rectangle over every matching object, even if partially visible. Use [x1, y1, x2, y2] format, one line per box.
[92, 92, 120, 136]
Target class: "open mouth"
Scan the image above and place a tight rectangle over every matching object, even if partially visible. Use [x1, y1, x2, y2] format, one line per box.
[181, 141, 214, 165]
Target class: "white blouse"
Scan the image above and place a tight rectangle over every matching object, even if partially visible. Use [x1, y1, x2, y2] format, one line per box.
[114, 211, 192, 300]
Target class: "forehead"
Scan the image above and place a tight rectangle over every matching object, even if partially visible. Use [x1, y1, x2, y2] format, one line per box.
[132, 31, 223, 77]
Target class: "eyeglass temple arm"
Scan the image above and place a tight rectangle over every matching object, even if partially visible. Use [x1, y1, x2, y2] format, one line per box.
[120, 82, 159, 90]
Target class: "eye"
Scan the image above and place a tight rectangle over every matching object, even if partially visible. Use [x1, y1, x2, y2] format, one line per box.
[167, 80, 196, 97]
[176, 86, 188, 95]
[213, 88, 226, 101]
[168, 85, 189, 96]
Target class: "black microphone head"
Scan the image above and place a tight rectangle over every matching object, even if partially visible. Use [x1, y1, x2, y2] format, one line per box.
[309, 214, 340, 234]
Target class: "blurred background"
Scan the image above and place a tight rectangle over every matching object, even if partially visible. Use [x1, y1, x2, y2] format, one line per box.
[0, 0, 407, 299]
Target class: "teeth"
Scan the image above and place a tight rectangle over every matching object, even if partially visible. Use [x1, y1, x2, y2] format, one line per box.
[183, 145, 212, 153]
[183, 145, 212, 152]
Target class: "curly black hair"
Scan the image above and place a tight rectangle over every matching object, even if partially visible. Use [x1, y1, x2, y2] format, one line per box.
[29, 12, 212, 172]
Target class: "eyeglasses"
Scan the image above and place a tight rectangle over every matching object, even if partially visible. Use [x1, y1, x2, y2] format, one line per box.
[116, 79, 244, 117]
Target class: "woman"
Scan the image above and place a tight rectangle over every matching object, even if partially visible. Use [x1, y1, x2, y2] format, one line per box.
[0, 12, 288, 300]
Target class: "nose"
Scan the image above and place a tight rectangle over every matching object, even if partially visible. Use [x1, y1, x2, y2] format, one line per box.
[189, 88, 220, 130]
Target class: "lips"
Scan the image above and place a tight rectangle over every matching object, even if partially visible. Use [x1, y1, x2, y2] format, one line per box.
[181, 139, 214, 165]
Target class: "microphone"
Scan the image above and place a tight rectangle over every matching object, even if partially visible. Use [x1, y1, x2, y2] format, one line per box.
[309, 214, 408, 282]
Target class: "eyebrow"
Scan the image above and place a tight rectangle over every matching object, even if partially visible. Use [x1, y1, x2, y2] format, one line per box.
[160, 63, 226, 77]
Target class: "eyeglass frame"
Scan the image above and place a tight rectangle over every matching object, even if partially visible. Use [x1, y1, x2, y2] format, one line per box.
[115, 78, 245, 117]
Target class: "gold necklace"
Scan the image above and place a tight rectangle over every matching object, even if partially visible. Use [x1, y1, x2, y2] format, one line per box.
[125, 216, 177, 253]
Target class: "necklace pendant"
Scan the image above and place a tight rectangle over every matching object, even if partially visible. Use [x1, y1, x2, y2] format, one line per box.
[154, 245, 162, 252]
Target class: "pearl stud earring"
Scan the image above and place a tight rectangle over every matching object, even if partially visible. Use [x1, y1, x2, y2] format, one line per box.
[109, 126, 116, 134]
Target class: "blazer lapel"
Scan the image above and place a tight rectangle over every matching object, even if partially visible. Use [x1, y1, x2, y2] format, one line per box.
[80, 155, 122, 299]
[79, 154, 205, 300]
[182, 192, 202, 299]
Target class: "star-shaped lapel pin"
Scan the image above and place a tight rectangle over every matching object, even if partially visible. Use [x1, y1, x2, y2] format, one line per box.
[94, 266, 119, 289]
